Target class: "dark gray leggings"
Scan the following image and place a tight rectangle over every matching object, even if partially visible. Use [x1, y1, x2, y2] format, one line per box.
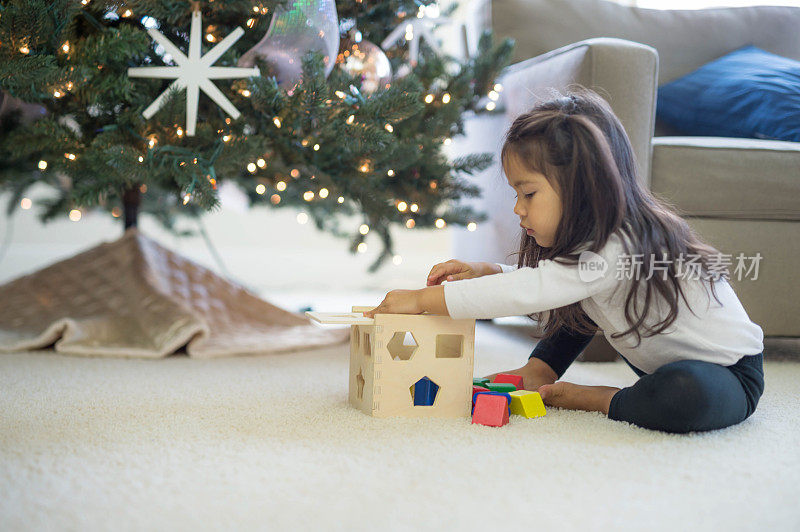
[530, 325, 765, 433]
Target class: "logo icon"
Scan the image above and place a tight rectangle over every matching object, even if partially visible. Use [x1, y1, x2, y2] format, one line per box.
[579, 251, 608, 283]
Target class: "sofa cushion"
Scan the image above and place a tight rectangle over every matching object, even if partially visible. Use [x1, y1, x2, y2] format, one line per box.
[650, 137, 800, 221]
[656, 47, 800, 142]
[492, 0, 800, 85]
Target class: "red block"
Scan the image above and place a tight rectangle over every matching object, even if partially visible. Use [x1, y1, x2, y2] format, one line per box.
[492, 373, 524, 390]
[471, 394, 510, 427]
[472, 385, 488, 401]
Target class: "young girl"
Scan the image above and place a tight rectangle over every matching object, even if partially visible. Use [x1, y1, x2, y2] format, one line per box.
[362, 89, 765, 434]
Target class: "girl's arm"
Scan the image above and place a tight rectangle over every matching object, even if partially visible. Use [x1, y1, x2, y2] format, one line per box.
[419, 285, 449, 316]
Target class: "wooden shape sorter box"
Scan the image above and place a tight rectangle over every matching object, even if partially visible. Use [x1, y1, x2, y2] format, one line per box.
[305, 308, 475, 418]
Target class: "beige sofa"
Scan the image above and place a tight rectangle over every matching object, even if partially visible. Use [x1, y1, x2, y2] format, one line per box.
[451, 0, 799, 358]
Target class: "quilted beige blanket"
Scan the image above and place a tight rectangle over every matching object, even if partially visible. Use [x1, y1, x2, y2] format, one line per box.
[0, 228, 349, 358]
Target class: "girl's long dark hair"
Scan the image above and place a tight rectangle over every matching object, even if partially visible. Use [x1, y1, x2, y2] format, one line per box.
[502, 87, 724, 347]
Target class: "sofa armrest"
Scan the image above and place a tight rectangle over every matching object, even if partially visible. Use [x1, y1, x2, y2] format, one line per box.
[500, 38, 658, 187]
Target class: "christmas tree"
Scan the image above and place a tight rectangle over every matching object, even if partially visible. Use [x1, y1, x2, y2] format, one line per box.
[0, 0, 513, 271]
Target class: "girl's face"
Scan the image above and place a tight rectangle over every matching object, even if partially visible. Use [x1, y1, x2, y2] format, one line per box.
[504, 151, 562, 248]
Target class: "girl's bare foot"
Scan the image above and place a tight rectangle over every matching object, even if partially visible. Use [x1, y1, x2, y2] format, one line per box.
[537, 381, 621, 415]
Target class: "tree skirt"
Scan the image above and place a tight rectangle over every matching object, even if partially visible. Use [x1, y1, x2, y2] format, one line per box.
[0, 228, 349, 358]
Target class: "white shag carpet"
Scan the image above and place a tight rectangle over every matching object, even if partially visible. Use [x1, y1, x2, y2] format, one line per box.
[2, 321, 799, 532]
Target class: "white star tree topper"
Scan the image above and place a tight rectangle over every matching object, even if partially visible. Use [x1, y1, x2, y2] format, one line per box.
[128, 8, 259, 136]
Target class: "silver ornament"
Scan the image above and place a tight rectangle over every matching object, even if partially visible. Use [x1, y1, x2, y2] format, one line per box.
[337, 38, 392, 94]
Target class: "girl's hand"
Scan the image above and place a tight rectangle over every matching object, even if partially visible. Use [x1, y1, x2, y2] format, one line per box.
[362, 289, 423, 318]
[426, 260, 502, 286]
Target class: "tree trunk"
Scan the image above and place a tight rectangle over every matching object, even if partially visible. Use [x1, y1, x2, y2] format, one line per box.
[122, 186, 140, 230]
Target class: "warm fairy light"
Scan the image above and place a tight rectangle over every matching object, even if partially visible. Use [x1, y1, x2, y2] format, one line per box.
[488, 90, 499, 101]
[442, 93, 451, 103]
[392, 255, 402, 265]
[443, 138, 451, 145]
[346, 115, 355, 125]
[252, 6, 259, 12]
[273, 117, 281, 128]
[387, 169, 395, 177]
[176, 127, 184, 137]
[270, 194, 280, 204]
[337, 196, 344, 204]
[69, 209, 81, 221]
[410, 203, 419, 212]
[435, 218, 446, 229]
[313, 144, 320, 151]
[65, 82, 73, 90]
[406, 219, 415, 228]
[301, 139, 309, 147]
[148, 136, 157, 148]
[241, 89, 251, 97]
[19, 45, 29, 54]
[261, 7, 268, 14]
[225, 118, 231, 124]
[397, 201, 407, 212]
[255, 183, 266, 194]
[111, 207, 121, 217]
[494, 83, 503, 92]
[359, 162, 370, 173]
[64, 153, 76, 160]
[297, 212, 308, 224]
[424, 94, 434, 104]
[276, 181, 286, 191]
[138, 155, 144, 163]
[486, 101, 496, 111]
[37, 160, 47, 170]
[20, 198, 32, 210]
[182, 194, 191, 205]
[61, 42, 70, 53]
[290, 169, 300, 178]
[467, 222, 477, 232]
[359, 224, 370, 235]
[246, 18, 256, 28]
[81, 0, 90, 5]
[222, 135, 231, 142]
[319, 188, 329, 198]
[303, 191, 314, 201]
[122, 9, 132, 17]
[357, 243, 367, 253]
[335, 90, 346, 99]
[256, 158, 266, 168]
[206, 34, 216, 42]
[429, 180, 437, 189]
[385, 124, 393, 133]
[53, 90, 63, 98]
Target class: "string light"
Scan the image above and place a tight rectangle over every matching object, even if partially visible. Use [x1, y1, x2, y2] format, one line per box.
[406, 219, 415, 228]
[387, 169, 395, 177]
[139, 184, 147, 193]
[488, 90, 499, 101]
[246, 18, 256, 28]
[256, 158, 266, 168]
[241, 89, 251, 97]
[176, 127, 184, 137]
[64, 153, 76, 160]
[357, 243, 367, 253]
[273, 117, 281, 128]
[486, 101, 496, 111]
[53, 90, 63, 98]
[138, 156, 144, 163]
[276, 181, 286, 191]
[19, 45, 29, 54]
[443, 138, 451, 145]
[337, 196, 344, 204]
[467, 222, 477, 232]
[222, 134, 231, 142]
[206, 34, 216, 43]
[385, 124, 393, 133]
[61, 42, 70, 53]
[247, 162, 257, 173]
[270, 194, 281, 204]
[111, 207, 121, 218]
[346, 115, 355, 124]
[319, 188, 329, 199]
[148, 136, 157, 148]
[442, 93, 451, 103]
[335, 91, 346, 99]
[65, 82, 73, 90]
[392, 255, 402, 265]
[290, 169, 300, 178]
[20, 198, 32, 210]
[359, 162, 370, 173]
[359, 224, 369, 235]
[410, 203, 419, 212]
[69, 209, 82, 221]
[252, 6, 259, 12]
[37, 160, 47, 170]
[429, 180, 437, 189]
[81, 0, 90, 5]
[424, 94, 434, 104]
[303, 191, 314, 201]
[313, 144, 320, 151]
[397, 201, 407, 212]
[435, 218, 446, 229]
[182, 193, 191, 205]
[494, 83, 504, 92]
[297, 212, 308, 224]
[121, 9, 132, 17]
[255, 184, 266, 194]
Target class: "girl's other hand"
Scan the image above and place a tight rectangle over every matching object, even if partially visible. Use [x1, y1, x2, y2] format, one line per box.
[362, 289, 423, 318]
[426, 260, 502, 286]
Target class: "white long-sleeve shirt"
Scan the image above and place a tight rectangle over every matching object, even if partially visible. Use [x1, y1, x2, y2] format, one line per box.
[443, 230, 764, 374]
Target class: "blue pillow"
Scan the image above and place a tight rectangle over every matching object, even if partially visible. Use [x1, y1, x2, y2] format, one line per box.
[656, 46, 800, 142]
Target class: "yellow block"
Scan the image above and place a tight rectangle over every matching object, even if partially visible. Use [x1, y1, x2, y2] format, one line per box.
[509, 390, 547, 418]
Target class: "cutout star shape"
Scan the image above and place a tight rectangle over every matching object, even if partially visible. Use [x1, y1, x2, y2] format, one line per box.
[128, 9, 259, 136]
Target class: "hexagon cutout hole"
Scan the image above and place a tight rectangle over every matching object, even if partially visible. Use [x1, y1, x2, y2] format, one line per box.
[435, 334, 464, 358]
[387, 331, 418, 360]
[409, 376, 440, 406]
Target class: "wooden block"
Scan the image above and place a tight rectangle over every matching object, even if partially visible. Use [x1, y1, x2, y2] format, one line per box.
[486, 382, 516, 393]
[471, 391, 512, 414]
[413, 377, 439, 406]
[492, 373, 524, 390]
[509, 390, 547, 418]
[473, 377, 490, 386]
[471, 394, 509, 427]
